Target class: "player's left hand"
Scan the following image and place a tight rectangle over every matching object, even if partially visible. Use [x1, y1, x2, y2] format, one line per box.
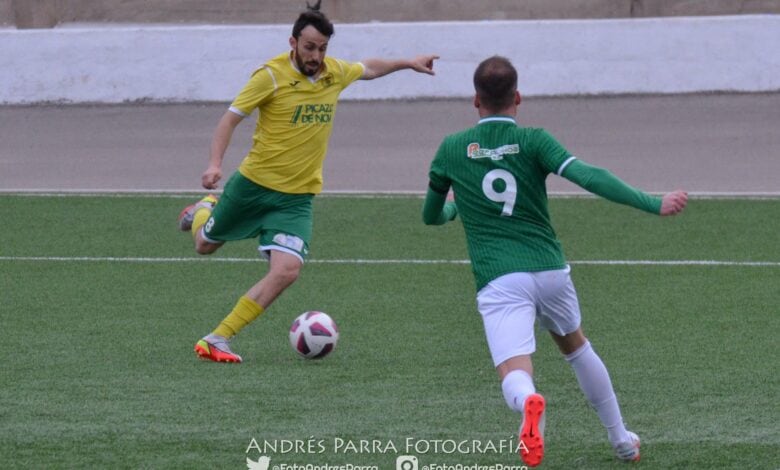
[660, 190, 688, 216]
[411, 55, 439, 75]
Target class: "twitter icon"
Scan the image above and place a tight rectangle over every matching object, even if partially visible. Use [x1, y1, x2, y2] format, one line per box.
[247, 455, 271, 470]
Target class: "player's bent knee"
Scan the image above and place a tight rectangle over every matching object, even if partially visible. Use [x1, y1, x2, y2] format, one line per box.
[267, 250, 304, 286]
[497, 355, 534, 380]
[550, 328, 587, 355]
[194, 239, 222, 255]
[271, 263, 301, 287]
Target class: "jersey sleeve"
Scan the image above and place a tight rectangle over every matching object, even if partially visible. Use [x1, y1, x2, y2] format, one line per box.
[422, 191, 458, 225]
[428, 139, 452, 194]
[531, 129, 574, 175]
[333, 59, 365, 89]
[229, 67, 277, 117]
[562, 159, 662, 214]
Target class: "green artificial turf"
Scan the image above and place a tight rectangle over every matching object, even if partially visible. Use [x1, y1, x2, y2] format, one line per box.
[1, 194, 777, 469]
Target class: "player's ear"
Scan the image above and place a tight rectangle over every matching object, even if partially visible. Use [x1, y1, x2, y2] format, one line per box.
[289, 36, 296, 50]
[473, 95, 480, 109]
[515, 90, 521, 106]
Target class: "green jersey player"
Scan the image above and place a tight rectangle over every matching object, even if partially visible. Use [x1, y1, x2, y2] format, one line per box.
[422, 56, 687, 467]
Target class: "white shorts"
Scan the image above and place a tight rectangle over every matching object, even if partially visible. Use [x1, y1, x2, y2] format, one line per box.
[476, 266, 582, 367]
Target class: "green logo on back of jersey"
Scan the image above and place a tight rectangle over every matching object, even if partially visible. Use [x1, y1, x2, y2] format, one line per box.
[467, 143, 520, 161]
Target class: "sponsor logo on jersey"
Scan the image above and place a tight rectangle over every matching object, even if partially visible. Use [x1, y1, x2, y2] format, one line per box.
[466, 143, 520, 161]
[290, 103, 334, 125]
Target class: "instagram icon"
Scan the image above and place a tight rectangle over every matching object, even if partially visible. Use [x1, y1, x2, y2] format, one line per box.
[396, 455, 418, 470]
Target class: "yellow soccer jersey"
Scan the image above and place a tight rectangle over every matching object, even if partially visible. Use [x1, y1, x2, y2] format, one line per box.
[229, 52, 365, 194]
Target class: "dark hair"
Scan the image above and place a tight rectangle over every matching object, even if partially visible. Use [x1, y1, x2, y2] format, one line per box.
[473, 56, 518, 112]
[292, 1, 334, 38]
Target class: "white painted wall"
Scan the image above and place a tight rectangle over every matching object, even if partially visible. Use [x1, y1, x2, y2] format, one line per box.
[1, 15, 778, 104]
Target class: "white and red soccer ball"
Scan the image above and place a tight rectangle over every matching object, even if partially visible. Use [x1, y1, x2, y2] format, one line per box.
[289, 311, 339, 359]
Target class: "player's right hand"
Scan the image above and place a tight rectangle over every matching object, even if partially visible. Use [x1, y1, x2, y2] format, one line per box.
[202, 165, 222, 189]
[660, 190, 688, 216]
[411, 54, 439, 75]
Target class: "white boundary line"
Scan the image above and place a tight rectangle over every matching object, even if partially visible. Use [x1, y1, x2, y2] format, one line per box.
[1, 189, 780, 199]
[0, 256, 777, 267]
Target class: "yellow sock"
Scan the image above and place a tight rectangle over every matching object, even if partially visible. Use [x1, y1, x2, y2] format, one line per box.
[191, 207, 212, 237]
[213, 296, 264, 338]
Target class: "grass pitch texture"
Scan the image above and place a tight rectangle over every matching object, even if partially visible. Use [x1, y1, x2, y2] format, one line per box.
[1, 195, 778, 469]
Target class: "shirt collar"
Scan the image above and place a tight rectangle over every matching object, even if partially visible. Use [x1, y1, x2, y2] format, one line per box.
[478, 115, 516, 125]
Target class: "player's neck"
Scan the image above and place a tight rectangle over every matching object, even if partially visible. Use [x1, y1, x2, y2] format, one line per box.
[478, 105, 517, 119]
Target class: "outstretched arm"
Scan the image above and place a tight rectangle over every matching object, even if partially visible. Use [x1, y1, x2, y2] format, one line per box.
[361, 55, 439, 80]
[422, 187, 458, 225]
[562, 159, 687, 215]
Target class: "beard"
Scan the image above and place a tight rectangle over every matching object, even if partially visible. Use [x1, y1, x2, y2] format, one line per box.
[294, 51, 321, 77]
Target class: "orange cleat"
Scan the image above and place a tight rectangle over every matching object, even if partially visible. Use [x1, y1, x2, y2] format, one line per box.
[519, 393, 546, 467]
[194, 336, 242, 363]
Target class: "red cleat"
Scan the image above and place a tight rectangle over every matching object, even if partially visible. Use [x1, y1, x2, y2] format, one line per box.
[519, 393, 546, 467]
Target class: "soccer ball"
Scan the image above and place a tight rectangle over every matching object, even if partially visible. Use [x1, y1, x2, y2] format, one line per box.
[289, 311, 339, 359]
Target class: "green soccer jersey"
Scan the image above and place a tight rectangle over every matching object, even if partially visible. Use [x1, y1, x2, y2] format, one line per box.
[428, 116, 575, 290]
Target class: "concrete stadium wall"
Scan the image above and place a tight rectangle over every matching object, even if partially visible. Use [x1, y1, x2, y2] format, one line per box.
[2, 15, 779, 104]
[4, 0, 780, 27]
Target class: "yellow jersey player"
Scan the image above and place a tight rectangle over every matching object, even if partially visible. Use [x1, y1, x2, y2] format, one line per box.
[178, 1, 438, 363]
